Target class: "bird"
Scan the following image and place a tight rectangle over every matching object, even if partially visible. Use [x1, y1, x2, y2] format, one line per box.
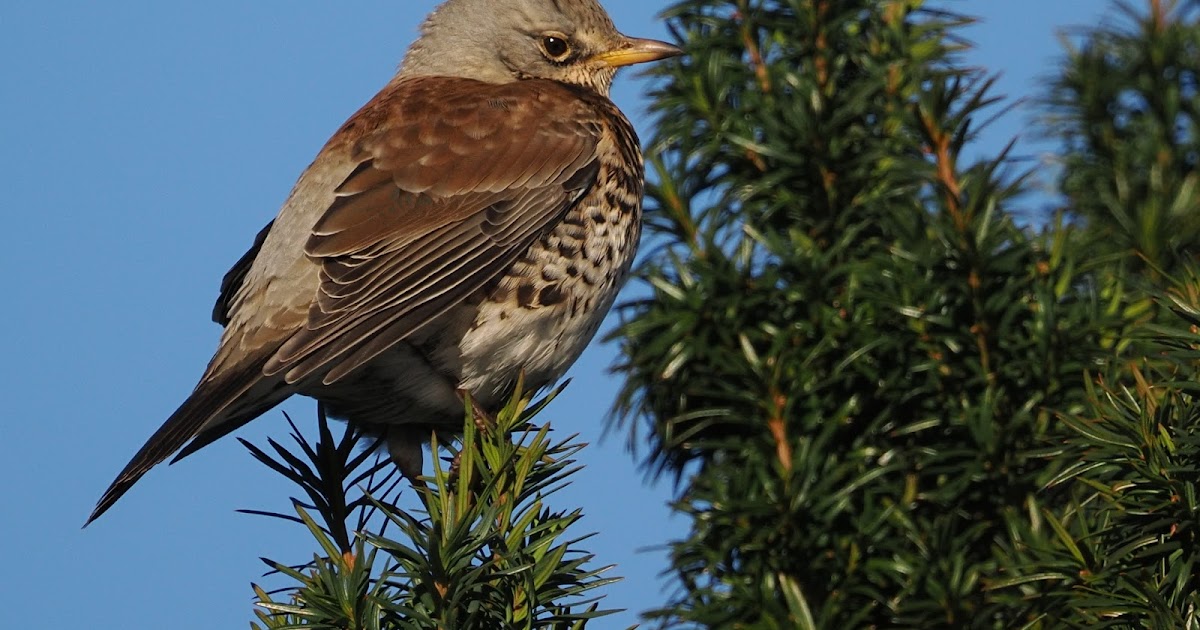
[85, 0, 682, 525]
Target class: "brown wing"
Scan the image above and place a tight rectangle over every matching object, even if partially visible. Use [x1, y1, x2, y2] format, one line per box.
[262, 77, 604, 385]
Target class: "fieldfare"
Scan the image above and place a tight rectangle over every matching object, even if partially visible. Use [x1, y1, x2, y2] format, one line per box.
[86, 0, 681, 524]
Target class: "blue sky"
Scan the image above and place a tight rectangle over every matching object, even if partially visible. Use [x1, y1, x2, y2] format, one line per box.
[1, 1, 1110, 627]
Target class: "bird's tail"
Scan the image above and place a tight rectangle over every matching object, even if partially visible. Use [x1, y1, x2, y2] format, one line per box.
[84, 359, 278, 526]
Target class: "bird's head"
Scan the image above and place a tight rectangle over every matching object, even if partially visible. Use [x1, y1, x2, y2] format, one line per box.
[399, 0, 682, 95]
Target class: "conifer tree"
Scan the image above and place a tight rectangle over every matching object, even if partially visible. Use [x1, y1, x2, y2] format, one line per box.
[608, 0, 1184, 626]
[1045, 0, 1200, 281]
[246, 387, 621, 629]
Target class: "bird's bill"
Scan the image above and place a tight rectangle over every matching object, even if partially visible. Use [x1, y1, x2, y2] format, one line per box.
[592, 37, 684, 68]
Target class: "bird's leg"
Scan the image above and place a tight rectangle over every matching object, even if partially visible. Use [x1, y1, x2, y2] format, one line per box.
[455, 388, 495, 433]
[386, 429, 436, 516]
[444, 388, 494, 482]
[386, 427, 426, 485]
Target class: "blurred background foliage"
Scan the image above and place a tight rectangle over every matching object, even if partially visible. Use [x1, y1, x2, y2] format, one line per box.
[610, 0, 1200, 627]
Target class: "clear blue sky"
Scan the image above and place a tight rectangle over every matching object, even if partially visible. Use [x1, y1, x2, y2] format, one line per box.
[1, 1, 1110, 627]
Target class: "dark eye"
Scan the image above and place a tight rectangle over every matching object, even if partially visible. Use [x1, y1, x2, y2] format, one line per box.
[540, 35, 571, 61]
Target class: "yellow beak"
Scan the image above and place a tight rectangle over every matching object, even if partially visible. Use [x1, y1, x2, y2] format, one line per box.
[592, 37, 684, 68]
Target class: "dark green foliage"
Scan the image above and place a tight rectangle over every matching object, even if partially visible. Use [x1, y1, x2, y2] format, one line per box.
[990, 274, 1200, 628]
[1045, 0, 1200, 279]
[247, 386, 622, 629]
[607, 0, 1196, 627]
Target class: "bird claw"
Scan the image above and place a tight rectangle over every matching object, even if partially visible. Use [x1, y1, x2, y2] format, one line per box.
[455, 388, 495, 432]
[448, 449, 464, 481]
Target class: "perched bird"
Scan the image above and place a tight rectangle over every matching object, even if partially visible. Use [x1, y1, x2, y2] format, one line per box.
[86, 0, 681, 524]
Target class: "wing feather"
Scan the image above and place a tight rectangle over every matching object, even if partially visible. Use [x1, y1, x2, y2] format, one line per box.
[262, 77, 605, 384]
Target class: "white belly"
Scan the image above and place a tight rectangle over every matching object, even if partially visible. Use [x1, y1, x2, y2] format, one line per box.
[454, 289, 613, 403]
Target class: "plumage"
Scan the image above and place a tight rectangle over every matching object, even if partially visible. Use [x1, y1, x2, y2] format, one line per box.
[87, 0, 681, 525]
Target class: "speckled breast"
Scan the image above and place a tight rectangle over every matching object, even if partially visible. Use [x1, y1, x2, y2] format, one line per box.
[458, 187, 640, 397]
[315, 100, 644, 431]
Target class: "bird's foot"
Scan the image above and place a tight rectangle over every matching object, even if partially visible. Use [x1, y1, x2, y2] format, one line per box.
[455, 388, 495, 433]
[448, 449, 464, 479]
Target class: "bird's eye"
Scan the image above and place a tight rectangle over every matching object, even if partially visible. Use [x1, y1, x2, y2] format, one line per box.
[540, 35, 572, 61]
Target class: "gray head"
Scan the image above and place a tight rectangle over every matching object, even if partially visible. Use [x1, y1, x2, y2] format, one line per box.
[398, 0, 681, 95]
